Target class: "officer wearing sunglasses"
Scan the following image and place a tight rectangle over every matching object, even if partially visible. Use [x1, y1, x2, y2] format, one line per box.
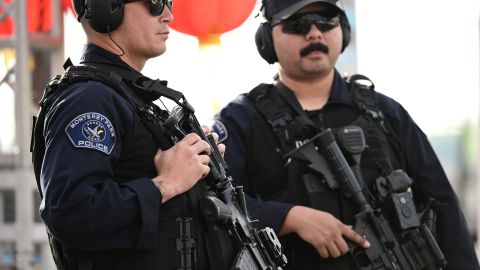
[32, 0, 241, 269]
[213, 0, 480, 269]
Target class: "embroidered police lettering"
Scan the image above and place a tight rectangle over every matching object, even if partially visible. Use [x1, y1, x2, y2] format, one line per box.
[78, 140, 109, 152]
[295, 139, 309, 149]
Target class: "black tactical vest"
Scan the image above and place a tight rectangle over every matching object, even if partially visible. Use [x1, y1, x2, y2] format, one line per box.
[247, 75, 406, 269]
[31, 63, 232, 270]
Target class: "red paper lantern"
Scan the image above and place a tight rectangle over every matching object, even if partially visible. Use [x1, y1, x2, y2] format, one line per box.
[170, 0, 257, 45]
[62, 0, 75, 16]
[0, 0, 74, 36]
[0, 0, 13, 36]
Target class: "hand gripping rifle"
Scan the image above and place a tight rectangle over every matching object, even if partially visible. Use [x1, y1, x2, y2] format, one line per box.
[285, 126, 446, 270]
[162, 100, 287, 270]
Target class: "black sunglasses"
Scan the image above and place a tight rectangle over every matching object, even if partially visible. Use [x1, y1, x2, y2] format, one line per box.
[279, 13, 340, 35]
[125, 0, 173, 16]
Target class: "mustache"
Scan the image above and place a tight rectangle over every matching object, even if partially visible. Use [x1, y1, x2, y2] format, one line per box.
[300, 42, 329, 57]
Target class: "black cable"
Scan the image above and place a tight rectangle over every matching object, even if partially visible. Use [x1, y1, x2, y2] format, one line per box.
[108, 29, 125, 56]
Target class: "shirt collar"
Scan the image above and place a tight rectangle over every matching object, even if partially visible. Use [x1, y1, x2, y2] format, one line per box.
[79, 43, 140, 75]
[275, 69, 352, 105]
[79, 43, 168, 102]
[328, 69, 351, 103]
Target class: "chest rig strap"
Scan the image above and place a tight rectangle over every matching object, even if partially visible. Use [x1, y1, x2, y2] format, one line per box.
[248, 83, 317, 156]
[249, 83, 293, 144]
[347, 74, 389, 134]
[346, 74, 406, 169]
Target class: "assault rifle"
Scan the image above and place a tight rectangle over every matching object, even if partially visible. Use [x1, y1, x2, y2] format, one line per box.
[285, 126, 446, 270]
[163, 102, 287, 270]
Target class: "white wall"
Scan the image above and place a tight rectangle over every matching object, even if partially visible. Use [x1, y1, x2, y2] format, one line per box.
[355, 0, 479, 136]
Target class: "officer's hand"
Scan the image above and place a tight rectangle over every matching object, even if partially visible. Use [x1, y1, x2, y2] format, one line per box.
[201, 125, 226, 157]
[152, 133, 211, 203]
[280, 206, 370, 258]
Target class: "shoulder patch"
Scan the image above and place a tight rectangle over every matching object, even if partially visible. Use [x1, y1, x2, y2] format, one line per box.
[65, 112, 116, 154]
[212, 120, 228, 143]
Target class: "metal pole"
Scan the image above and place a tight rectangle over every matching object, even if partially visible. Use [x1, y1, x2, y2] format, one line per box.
[14, 0, 33, 169]
[477, 9, 480, 258]
[14, 0, 34, 269]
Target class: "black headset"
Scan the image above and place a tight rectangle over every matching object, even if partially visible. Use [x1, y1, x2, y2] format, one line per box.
[255, 10, 351, 64]
[73, 0, 126, 33]
[255, 23, 277, 64]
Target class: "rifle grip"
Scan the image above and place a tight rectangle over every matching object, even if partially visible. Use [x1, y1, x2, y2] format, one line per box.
[200, 196, 233, 224]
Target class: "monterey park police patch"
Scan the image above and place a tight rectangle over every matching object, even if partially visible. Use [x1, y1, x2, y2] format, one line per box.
[212, 120, 228, 143]
[65, 112, 116, 154]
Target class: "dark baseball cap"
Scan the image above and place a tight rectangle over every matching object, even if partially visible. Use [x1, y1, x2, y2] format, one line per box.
[264, 0, 345, 23]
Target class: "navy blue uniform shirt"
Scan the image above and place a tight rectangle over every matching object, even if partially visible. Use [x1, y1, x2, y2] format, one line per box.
[40, 44, 162, 251]
[213, 70, 479, 269]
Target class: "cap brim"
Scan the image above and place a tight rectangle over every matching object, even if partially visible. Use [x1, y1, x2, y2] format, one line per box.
[272, 0, 338, 22]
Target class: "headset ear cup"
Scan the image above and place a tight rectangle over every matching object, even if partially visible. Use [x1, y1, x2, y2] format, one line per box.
[72, 0, 86, 20]
[255, 23, 277, 64]
[87, 0, 124, 33]
[340, 14, 351, 52]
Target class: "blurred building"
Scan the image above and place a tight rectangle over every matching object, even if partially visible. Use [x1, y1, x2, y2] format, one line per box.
[0, 0, 64, 269]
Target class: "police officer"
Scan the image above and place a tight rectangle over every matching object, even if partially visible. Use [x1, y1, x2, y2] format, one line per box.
[32, 0, 231, 269]
[212, 0, 480, 269]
